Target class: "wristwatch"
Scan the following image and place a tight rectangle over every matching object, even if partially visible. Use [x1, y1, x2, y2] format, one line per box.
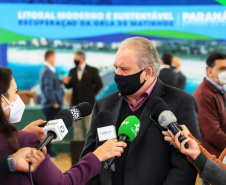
[7, 155, 16, 173]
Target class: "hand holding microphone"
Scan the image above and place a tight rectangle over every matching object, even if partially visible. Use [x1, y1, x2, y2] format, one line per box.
[23, 119, 46, 142]
[35, 102, 92, 149]
[95, 110, 140, 170]
[149, 97, 189, 148]
[93, 139, 127, 162]
[169, 125, 201, 160]
[104, 115, 141, 170]
[28, 104, 91, 185]
[96, 111, 126, 161]
[37, 109, 73, 151]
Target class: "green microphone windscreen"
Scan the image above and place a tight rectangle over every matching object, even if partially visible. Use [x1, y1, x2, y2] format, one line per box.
[118, 115, 141, 142]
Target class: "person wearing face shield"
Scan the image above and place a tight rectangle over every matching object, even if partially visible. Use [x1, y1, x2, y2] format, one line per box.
[193, 52, 226, 185]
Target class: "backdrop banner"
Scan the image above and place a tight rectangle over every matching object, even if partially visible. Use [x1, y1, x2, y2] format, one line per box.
[0, 4, 226, 43]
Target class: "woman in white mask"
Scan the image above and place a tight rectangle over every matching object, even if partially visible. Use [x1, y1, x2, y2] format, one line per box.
[0, 67, 127, 185]
[0, 68, 46, 180]
[2, 84, 25, 124]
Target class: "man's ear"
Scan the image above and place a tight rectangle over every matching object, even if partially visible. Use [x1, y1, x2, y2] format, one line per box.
[144, 67, 153, 80]
[206, 67, 213, 78]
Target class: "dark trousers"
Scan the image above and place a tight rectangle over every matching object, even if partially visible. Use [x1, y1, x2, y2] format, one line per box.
[42, 107, 61, 154]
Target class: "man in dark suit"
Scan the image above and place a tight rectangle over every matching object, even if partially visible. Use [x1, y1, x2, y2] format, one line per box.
[172, 57, 187, 90]
[159, 53, 179, 88]
[81, 37, 200, 185]
[40, 50, 64, 159]
[63, 50, 103, 140]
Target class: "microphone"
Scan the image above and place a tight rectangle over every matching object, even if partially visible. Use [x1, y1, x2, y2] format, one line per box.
[69, 102, 92, 121]
[104, 115, 140, 170]
[149, 97, 189, 148]
[97, 110, 117, 142]
[37, 109, 73, 150]
[39, 102, 92, 127]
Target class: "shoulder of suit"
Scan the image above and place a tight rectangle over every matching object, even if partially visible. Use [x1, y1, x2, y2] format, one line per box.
[41, 65, 48, 71]
[193, 79, 218, 98]
[163, 83, 194, 100]
[97, 91, 119, 103]
[40, 66, 51, 75]
[70, 67, 76, 72]
[179, 71, 186, 78]
[86, 65, 98, 71]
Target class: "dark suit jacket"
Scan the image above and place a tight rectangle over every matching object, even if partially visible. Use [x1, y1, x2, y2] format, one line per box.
[81, 78, 201, 185]
[65, 65, 103, 107]
[159, 68, 179, 88]
[176, 71, 186, 90]
[40, 65, 64, 108]
[193, 78, 226, 157]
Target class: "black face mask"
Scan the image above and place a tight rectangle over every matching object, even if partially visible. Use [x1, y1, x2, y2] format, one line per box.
[74, 60, 80, 66]
[114, 69, 146, 96]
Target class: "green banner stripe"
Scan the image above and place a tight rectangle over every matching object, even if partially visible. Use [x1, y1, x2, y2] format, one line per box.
[127, 30, 216, 40]
[215, 0, 226, 5]
[0, 28, 37, 44]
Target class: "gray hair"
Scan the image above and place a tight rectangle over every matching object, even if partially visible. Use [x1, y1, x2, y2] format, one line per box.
[119, 37, 160, 76]
[75, 49, 86, 59]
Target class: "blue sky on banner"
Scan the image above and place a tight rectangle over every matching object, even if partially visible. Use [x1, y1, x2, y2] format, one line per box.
[0, 0, 224, 5]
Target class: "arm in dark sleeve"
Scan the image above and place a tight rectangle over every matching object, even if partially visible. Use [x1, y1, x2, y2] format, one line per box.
[189, 134, 226, 169]
[163, 95, 200, 185]
[64, 69, 73, 89]
[80, 101, 101, 185]
[92, 69, 103, 95]
[196, 155, 226, 185]
[0, 156, 10, 181]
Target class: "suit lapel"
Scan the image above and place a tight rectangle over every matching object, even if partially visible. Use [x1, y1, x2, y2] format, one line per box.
[109, 93, 123, 128]
[100, 93, 122, 183]
[127, 79, 166, 157]
[72, 67, 78, 81]
[80, 65, 88, 81]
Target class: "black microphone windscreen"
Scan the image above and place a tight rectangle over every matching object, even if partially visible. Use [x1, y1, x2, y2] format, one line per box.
[55, 109, 73, 129]
[97, 110, 114, 127]
[148, 97, 169, 117]
[76, 102, 92, 117]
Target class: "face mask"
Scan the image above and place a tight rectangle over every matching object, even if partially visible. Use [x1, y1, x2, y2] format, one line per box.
[2, 94, 25, 123]
[114, 69, 146, 96]
[218, 71, 226, 85]
[74, 60, 80, 66]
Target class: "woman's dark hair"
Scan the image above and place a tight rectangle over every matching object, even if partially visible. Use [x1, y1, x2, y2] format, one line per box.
[0, 67, 18, 149]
